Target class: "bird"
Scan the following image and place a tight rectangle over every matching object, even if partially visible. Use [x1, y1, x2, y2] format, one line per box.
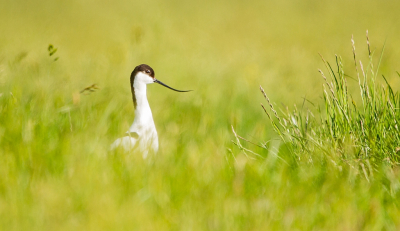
[110, 64, 191, 158]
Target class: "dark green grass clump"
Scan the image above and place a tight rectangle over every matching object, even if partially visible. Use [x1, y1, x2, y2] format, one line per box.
[260, 33, 400, 176]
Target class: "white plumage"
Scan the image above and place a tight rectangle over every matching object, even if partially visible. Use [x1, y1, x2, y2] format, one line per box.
[111, 64, 190, 158]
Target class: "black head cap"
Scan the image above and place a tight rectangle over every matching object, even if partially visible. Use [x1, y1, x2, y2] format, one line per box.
[131, 64, 155, 79]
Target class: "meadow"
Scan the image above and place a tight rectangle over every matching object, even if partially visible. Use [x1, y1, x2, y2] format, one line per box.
[1, 0, 400, 230]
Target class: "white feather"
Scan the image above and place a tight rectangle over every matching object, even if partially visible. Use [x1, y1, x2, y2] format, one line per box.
[111, 71, 159, 158]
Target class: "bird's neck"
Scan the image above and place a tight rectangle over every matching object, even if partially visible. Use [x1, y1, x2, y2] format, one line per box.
[129, 81, 155, 133]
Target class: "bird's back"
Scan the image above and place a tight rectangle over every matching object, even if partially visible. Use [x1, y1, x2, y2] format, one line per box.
[110, 130, 158, 158]
[110, 136, 138, 152]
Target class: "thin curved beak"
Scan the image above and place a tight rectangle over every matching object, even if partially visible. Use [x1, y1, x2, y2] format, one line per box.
[154, 79, 192, 92]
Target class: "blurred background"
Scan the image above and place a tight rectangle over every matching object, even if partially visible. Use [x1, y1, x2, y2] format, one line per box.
[2, 0, 400, 137]
[1, 0, 400, 230]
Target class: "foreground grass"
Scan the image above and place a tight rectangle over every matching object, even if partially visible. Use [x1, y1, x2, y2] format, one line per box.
[257, 35, 400, 167]
[234, 36, 400, 229]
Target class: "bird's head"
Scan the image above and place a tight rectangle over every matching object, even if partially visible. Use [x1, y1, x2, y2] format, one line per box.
[130, 64, 192, 92]
[131, 64, 156, 85]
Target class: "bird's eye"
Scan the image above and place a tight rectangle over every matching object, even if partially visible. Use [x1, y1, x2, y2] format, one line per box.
[146, 70, 150, 73]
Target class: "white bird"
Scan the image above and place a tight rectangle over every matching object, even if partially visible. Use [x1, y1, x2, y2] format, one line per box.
[110, 64, 191, 158]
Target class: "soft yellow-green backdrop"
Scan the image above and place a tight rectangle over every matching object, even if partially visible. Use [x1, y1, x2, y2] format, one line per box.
[1, 0, 400, 230]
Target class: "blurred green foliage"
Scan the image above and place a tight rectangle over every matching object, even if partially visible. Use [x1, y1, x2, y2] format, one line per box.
[0, 0, 400, 230]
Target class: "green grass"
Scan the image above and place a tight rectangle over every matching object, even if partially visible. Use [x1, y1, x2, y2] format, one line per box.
[1, 0, 400, 230]
[257, 34, 400, 166]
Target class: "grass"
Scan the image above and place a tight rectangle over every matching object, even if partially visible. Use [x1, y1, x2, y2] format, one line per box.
[1, 0, 400, 230]
[233, 35, 400, 229]
[256, 34, 400, 168]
